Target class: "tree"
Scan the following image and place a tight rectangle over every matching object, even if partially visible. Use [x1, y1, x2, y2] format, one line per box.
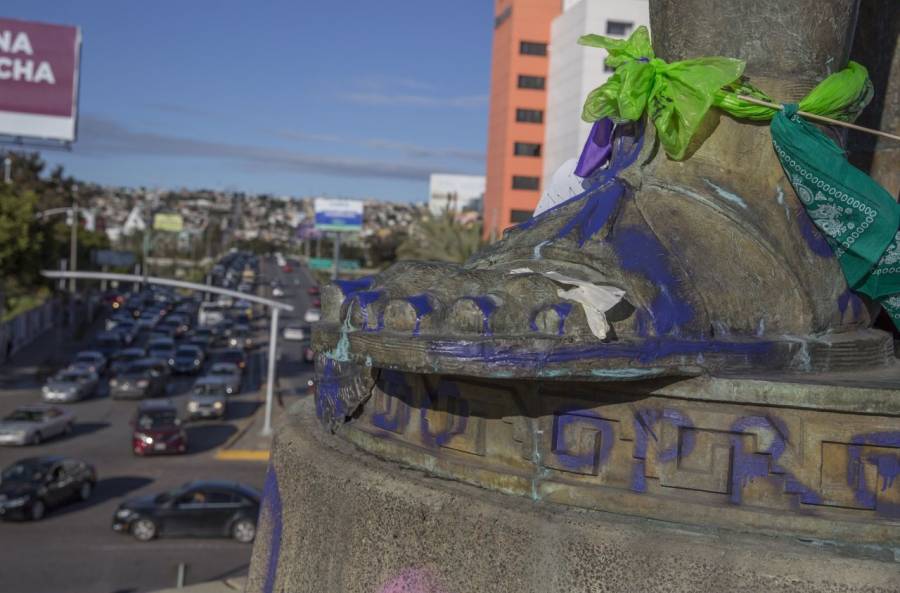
[396, 212, 483, 264]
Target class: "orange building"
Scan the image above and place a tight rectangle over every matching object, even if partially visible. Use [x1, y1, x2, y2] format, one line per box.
[483, 0, 561, 241]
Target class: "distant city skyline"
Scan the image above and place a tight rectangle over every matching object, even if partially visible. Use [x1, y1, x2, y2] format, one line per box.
[1, 1, 493, 202]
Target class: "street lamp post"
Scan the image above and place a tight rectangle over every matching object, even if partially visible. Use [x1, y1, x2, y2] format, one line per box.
[69, 185, 79, 293]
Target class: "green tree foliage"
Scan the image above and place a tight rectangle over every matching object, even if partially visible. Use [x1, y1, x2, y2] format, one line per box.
[396, 212, 483, 264]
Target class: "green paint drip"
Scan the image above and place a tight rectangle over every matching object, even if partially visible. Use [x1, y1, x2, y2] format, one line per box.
[326, 311, 354, 362]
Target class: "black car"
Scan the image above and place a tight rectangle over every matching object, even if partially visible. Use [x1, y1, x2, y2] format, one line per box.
[112, 480, 260, 543]
[0, 456, 96, 521]
[110, 359, 167, 399]
[171, 345, 205, 375]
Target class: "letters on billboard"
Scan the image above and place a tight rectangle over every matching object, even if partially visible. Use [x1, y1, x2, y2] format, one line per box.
[0, 18, 81, 143]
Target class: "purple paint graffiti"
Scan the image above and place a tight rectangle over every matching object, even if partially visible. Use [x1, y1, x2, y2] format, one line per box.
[336, 277, 374, 301]
[529, 302, 573, 335]
[837, 288, 864, 321]
[429, 336, 773, 368]
[373, 370, 412, 433]
[315, 357, 345, 428]
[261, 464, 283, 593]
[611, 226, 695, 336]
[554, 182, 626, 247]
[352, 290, 384, 332]
[728, 415, 820, 506]
[631, 408, 695, 492]
[405, 294, 434, 336]
[551, 409, 616, 473]
[847, 431, 900, 518]
[377, 568, 448, 593]
[459, 296, 498, 336]
[420, 380, 468, 448]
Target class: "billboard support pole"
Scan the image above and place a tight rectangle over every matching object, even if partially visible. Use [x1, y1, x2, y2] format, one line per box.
[331, 232, 341, 280]
[3, 154, 11, 184]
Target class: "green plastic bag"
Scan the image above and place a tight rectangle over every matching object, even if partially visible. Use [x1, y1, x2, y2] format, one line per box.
[580, 27, 744, 159]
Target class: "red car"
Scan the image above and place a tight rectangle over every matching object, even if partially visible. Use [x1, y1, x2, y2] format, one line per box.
[131, 400, 187, 456]
[282, 264, 293, 273]
[310, 297, 321, 308]
[307, 286, 320, 296]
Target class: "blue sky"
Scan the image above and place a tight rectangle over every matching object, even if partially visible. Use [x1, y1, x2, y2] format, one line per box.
[3, 1, 493, 202]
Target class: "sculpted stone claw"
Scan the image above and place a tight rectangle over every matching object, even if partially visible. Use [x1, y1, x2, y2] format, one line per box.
[313, 2, 895, 380]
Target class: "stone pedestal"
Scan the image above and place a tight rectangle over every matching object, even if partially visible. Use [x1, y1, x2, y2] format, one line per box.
[247, 371, 900, 593]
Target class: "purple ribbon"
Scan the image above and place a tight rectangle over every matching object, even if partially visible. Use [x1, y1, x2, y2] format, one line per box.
[574, 117, 614, 178]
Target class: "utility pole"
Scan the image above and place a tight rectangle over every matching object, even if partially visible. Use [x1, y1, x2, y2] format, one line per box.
[3, 154, 11, 185]
[69, 185, 79, 293]
[331, 232, 341, 280]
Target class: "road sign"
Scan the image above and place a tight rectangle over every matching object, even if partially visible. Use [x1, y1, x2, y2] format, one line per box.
[92, 249, 136, 268]
[153, 212, 184, 232]
[314, 198, 363, 232]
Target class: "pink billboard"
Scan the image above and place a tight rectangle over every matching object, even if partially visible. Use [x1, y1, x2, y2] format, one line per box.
[0, 17, 81, 142]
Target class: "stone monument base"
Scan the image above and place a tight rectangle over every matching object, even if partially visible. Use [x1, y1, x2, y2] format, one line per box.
[247, 396, 899, 593]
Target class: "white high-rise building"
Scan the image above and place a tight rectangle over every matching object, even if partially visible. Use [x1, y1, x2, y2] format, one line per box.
[428, 174, 486, 216]
[542, 0, 649, 184]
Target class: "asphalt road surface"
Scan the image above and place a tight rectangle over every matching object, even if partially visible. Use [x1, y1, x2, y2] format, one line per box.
[0, 257, 318, 593]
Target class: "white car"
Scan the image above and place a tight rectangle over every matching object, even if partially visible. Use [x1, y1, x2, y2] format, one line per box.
[198, 363, 243, 395]
[42, 368, 99, 402]
[303, 309, 321, 324]
[282, 326, 306, 341]
[0, 405, 75, 446]
[272, 286, 285, 297]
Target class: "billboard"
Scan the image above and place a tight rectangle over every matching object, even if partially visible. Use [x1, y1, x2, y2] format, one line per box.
[428, 174, 485, 215]
[314, 198, 364, 232]
[0, 18, 82, 143]
[153, 213, 184, 232]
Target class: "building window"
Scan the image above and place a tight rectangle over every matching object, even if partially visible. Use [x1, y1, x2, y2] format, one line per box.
[510, 209, 533, 223]
[517, 75, 545, 90]
[512, 176, 540, 190]
[494, 5, 511, 29]
[516, 108, 543, 124]
[519, 41, 547, 56]
[514, 142, 541, 157]
[606, 21, 633, 36]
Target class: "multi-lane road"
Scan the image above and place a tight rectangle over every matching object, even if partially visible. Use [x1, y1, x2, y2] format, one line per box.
[0, 257, 317, 593]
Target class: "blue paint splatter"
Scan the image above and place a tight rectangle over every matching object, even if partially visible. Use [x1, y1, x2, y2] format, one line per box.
[429, 336, 773, 367]
[847, 431, 900, 518]
[315, 357, 345, 427]
[729, 416, 820, 506]
[554, 182, 625, 246]
[372, 370, 412, 433]
[261, 465, 283, 593]
[611, 226, 695, 336]
[796, 209, 835, 258]
[335, 277, 374, 298]
[420, 380, 468, 448]
[351, 290, 383, 331]
[631, 408, 694, 492]
[460, 296, 498, 336]
[529, 302, 573, 335]
[551, 409, 615, 473]
[405, 293, 433, 336]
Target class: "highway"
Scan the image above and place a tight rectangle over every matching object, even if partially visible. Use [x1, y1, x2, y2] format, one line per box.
[0, 256, 317, 593]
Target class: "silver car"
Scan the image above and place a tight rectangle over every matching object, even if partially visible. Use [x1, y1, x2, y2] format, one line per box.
[0, 405, 75, 446]
[198, 363, 242, 395]
[187, 383, 228, 420]
[42, 368, 99, 403]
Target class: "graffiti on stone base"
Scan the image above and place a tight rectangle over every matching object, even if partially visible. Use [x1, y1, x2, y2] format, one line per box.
[261, 464, 283, 593]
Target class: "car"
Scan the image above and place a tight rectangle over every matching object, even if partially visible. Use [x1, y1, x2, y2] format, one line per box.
[131, 400, 187, 456]
[147, 340, 177, 366]
[200, 363, 242, 395]
[0, 405, 75, 446]
[106, 311, 135, 331]
[42, 368, 98, 403]
[282, 264, 293, 273]
[310, 297, 321, 308]
[237, 282, 253, 294]
[303, 346, 315, 364]
[187, 383, 227, 420]
[136, 310, 160, 329]
[93, 331, 124, 358]
[272, 285, 285, 297]
[307, 286, 320, 296]
[216, 349, 247, 372]
[111, 320, 139, 345]
[148, 326, 176, 342]
[283, 325, 306, 341]
[71, 350, 108, 375]
[0, 456, 96, 521]
[304, 308, 322, 324]
[172, 345, 205, 375]
[110, 347, 147, 376]
[227, 326, 253, 350]
[110, 359, 167, 400]
[185, 328, 214, 350]
[111, 480, 261, 543]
